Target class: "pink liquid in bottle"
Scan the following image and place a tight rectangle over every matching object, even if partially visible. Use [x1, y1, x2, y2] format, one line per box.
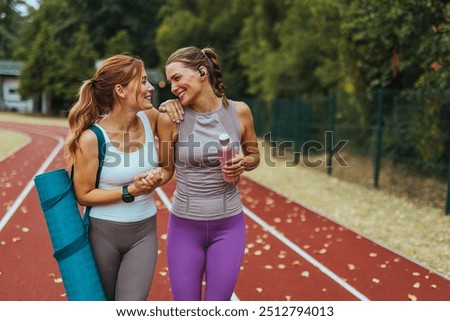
[218, 133, 238, 183]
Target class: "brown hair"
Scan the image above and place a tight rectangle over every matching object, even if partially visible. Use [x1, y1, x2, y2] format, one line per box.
[165, 46, 228, 107]
[65, 54, 144, 165]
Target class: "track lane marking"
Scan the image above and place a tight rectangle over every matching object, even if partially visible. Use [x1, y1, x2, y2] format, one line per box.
[0, 133, 65, 231]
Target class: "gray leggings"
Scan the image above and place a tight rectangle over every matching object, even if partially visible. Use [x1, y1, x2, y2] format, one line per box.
[88, 215, 158, 301]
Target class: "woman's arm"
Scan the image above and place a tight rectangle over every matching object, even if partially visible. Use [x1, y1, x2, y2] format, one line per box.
[73, 129, 157, 207]
[155, 112, 177, 186]
[237, 101, 260, 171]
[221, 101, 260, 179]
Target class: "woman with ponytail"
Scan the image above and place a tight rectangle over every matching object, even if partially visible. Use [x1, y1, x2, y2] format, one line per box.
[65, 54, 180, 301]
[156, 46, 260, 300]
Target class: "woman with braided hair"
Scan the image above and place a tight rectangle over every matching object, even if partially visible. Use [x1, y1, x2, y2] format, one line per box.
[157, 46, 260, 300]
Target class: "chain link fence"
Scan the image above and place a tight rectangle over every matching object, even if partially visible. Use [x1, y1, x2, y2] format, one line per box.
[246, 89, 450, 214]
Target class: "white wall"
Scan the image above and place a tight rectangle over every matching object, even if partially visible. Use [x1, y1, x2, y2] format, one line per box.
[1, 77, 33, 113]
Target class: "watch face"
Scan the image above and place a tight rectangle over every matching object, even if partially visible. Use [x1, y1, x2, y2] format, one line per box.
[122, 186, 135, 203]
[123, 194, 134, 203]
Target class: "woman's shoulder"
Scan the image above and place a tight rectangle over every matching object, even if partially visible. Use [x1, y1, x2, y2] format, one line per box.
[77, 126, 101, 155]
[142, 108, 160, 130]
[232, 100, 252, 117]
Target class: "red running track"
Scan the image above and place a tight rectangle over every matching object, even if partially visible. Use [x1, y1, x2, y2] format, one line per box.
[1, 121, 449, 301]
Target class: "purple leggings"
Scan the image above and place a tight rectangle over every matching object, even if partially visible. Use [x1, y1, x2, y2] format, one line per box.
[167, 212, 246, 301]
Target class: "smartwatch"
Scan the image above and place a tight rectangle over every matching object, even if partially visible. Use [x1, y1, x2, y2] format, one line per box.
[122, 185, 135, 203]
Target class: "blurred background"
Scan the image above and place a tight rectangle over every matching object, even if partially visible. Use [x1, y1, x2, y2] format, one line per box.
[1, 0, 449, 213]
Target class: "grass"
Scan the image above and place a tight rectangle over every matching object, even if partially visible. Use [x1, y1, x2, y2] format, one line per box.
[0, 112, 67, 160]
[0, 128, 31, 161]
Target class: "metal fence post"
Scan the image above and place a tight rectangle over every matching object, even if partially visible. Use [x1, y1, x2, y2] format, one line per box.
[446, 162, 450, 215]
[326, 92, 336, 175]
[373, 89, 384, 189]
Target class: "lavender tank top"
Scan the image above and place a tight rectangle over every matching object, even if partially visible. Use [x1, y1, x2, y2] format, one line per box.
[171, 100, 243, 221]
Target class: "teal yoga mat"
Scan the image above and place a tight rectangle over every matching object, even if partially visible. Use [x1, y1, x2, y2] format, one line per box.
[34, 168, 106, 300]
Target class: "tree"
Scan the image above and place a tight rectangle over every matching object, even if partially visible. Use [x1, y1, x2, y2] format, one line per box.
[18, 20, 64, 113]
[0, 0, 28, 59]
[155, 0, 253, 98]
[104, 29, 134, 59]
[339, 0, 449, 91]
[62, 24, 97, 106]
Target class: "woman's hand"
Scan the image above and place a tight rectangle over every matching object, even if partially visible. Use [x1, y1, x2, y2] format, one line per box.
[130, 168, 164, 195]
[222, 155, 246, 179]
[159, 99, 184, 123]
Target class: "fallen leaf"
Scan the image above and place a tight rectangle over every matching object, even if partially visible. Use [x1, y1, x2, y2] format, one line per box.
[372, 278, 380, 284]
[160, 233, 167, 240]
[413, 282, 420, 289]
[278, 264, 286, 270]
[264, 265, 273, 270]
[407, 294, 417, 301]
[347, 264, 356, 270]
[285, 295, 292, 301]
[317, 248, 327, 254]
[256, 287, 263, 293]
[292, 260, 300, 266]
[53, 278, 63, 284]
[263, 244, 271, 251]
[301, 271, 310, 278]
[369, 252, 378, 257]
[21, 227, 29, 233]
[254, 250, 262, 256]
[12, 237, 21, 242]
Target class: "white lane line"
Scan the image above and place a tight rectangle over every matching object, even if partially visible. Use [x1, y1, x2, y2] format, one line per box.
[154, 187, 241, 301]
[155, 187, 369, 301]
[0, 134, 65, 231]
[243, 205, 369, 301]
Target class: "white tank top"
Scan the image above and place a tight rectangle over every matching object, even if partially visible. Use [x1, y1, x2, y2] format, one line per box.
[89, 111, 158, 222]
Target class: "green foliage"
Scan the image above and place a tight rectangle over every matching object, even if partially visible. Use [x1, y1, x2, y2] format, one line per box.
[0, 0, 29, 59]
[63, 24, 97, 104]
[339, 0, 449, 91]
[155, 0, 253, 97]
[19, 20, 64, 102]
[104, 30, 135, 59]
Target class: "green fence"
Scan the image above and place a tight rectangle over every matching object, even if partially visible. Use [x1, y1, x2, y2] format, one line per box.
[247, 89, 450, 214]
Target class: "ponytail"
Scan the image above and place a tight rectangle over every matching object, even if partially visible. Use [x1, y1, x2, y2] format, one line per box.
[64, 80, 101, 165]
[64, 54, 145, 165]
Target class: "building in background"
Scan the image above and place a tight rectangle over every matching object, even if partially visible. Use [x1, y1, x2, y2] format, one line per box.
[0, 60, 34, 113]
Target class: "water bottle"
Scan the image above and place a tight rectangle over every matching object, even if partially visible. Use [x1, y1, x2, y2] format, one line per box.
[218, 133, 238, 183]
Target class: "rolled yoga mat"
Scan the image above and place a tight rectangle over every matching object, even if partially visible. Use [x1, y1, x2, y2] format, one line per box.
[34, 168, 106, 300]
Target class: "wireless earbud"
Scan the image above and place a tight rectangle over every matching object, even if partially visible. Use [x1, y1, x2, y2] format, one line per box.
[197, 67, 206, 77]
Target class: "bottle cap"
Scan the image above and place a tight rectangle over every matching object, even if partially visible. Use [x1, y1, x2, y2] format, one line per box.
[219, 133, 230, 146]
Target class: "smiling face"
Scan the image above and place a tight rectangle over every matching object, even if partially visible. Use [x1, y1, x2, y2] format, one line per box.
[123, 68, 155, 110]
[165, 62, 203, 106]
